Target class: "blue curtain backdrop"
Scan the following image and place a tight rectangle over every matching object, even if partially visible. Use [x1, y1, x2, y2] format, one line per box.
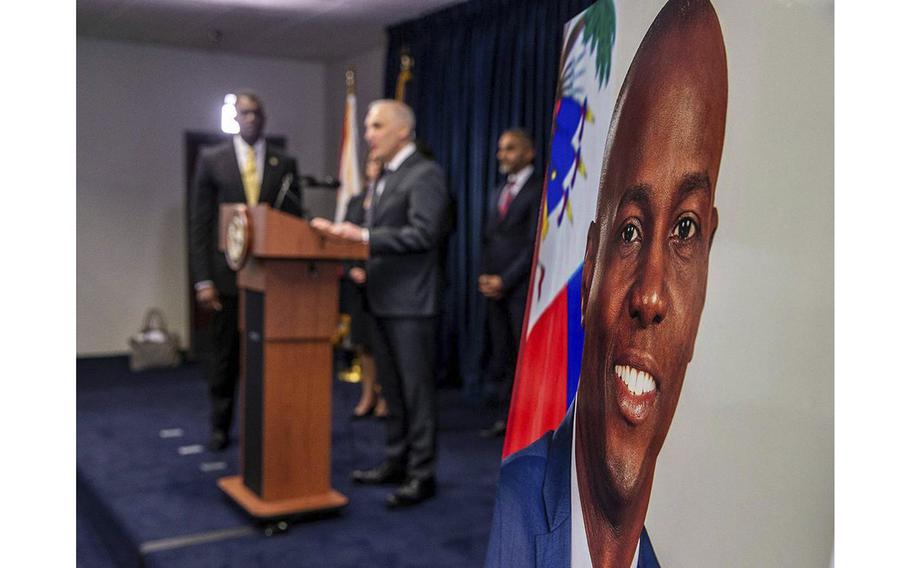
[385, 0, 592, 397]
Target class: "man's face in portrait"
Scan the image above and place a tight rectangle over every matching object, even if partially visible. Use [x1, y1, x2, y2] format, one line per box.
[364, 103, 410, 164]
[577, 8, 727, 509]
[235, 95, 265, 144]
[497, 132, 534, 175]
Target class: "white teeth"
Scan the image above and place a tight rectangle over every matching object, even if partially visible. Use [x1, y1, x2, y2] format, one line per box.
[614, 364, 656, 395]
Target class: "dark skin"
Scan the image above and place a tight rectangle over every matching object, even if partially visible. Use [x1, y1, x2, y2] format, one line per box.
[197, 94, 266, 312]
[479, 132, 536, 299]
[236, 95, 265, 147]
[574, 1, 728, 565]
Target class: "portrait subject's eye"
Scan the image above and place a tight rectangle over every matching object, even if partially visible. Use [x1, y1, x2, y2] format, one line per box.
[620, 222, 641, 244]
[672, 216, 698, 241]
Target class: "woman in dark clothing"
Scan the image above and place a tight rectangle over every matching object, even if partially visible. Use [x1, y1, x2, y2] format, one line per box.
[342, 157, 388, 418]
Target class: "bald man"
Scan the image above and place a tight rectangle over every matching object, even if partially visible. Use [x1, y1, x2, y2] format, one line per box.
[312, 100, 449, 507]
[479, 129, 542, 438]
[485, 1, 728, 565]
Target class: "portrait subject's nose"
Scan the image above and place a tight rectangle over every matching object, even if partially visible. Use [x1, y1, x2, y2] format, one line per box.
[629, 242, 669, 328]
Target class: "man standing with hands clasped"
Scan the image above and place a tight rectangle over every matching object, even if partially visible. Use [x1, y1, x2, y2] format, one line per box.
[189, 91, 301, 451]
[479, 129, 542, 438]
[311, 100, 448, 508]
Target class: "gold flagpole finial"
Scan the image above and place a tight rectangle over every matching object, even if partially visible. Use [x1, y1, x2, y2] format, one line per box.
[345, 67, 356, 95]
[395, 50, 413, 102]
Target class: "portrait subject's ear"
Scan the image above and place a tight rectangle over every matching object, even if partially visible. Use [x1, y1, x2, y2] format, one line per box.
[581, 222, 599, 328]
[708, 206, 719, 249]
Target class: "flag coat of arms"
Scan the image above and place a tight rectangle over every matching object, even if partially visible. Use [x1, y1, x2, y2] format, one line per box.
[503, 0, 618, 458]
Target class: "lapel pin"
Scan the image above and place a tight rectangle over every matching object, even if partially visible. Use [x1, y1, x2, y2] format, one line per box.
[269, 156, 279, 166]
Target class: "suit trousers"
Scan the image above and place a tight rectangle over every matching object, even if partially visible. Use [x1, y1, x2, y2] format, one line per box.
[208, 294, 240, 434]
[370, 315, 438, 481]
[486, 288, 527, 421]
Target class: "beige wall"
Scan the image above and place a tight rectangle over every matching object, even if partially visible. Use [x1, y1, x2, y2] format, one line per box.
[76, 37, 389, 355]
[77, 38, 327, 355]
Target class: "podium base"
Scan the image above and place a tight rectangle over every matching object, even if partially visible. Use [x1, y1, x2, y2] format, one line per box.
[217, 476, 348, 520]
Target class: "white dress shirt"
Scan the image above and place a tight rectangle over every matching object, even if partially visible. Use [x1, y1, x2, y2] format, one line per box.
[375, 142, 417, 201]
[500, 164, 535, 203]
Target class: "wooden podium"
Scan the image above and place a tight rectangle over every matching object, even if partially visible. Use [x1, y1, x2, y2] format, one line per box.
[215, 204, 367, 520]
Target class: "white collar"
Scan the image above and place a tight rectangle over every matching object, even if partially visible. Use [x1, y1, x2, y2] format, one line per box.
[233, 135, 264, 155]
[386, 142, 417, 172]
[571, 403, 641, 568]
[506, 164, 535, 192]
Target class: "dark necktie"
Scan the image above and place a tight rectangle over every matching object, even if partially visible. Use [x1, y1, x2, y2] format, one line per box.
[366, 169, 389, 228]
[364, 182, 376, 228]
[498, 180, 516, 220]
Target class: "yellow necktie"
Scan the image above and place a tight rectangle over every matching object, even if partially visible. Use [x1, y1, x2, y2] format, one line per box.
[241, 145, 260, 206]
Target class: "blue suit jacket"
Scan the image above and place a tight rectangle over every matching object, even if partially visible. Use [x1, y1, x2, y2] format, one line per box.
[485, 409, 660, 567]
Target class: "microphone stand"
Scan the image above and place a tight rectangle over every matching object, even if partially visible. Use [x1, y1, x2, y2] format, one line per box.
[274, 174, 342, 218]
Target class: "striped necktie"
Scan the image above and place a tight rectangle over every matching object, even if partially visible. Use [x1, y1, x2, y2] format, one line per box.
[241, 145, 260, 206]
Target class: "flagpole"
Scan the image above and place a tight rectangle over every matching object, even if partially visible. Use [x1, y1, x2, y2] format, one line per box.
[395, 51, 413, 102]
[334, 67, 362, 223]
[346, 67, 355, 96]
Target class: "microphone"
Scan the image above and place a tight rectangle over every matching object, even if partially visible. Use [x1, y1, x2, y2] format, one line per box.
[274, 173, 303, 213]
[299, 175, 341, 189]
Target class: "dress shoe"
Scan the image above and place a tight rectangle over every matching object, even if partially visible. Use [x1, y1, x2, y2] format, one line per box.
[480, 419, 506, 438]
[209, 430, 229, 451]
[386, 477, 436, 508]
[351, 461, 406, 485]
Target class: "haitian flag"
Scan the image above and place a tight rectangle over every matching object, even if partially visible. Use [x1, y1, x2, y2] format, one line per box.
[503, 0, 618, 458]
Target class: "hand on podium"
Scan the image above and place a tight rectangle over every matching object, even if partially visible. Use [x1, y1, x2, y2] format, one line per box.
[309, 218, 366, 244]
[310, 217, 333, 231]
[331, 221, 365, 243]
[309, 217, 344, 242]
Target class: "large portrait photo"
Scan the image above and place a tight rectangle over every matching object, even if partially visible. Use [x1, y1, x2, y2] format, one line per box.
[70, 0, 833, 564]
[487, 0, 832, 566]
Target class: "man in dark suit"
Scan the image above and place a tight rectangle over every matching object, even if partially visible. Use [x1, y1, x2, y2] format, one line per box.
[479, 129, 542, 438]
[311, 100, 449, 507]
[189, 91, 301, 451]
[486, 0, 728, 564]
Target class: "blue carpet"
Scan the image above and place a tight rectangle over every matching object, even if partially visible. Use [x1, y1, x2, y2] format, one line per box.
[77, 357, 503, 567]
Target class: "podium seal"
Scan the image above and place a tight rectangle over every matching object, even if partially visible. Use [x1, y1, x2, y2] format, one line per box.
[225, 206, 252, 271]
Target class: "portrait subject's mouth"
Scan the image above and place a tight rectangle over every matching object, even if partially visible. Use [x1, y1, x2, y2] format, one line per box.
[612, 361, 658, 425]
[616, 364, 656, 395]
